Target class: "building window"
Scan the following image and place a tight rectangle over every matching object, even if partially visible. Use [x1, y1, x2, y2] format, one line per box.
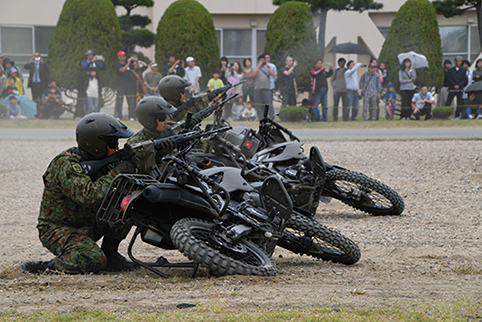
[35, 26, 56, 55]
[215, 28, 266, 64]
[1, 26, 34, 54]
[377, 27, 389, 38]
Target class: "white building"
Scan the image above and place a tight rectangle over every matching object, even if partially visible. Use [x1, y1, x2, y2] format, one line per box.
[1, 0, 479, 82]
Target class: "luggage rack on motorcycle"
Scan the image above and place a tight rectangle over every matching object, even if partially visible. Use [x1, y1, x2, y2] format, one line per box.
[97, 174, 159, 226]
[97, 174, 201, 279]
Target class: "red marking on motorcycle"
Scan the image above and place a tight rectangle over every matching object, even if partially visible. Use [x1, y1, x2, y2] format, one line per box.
[121, 195, 132, 212]
[244, 141, 254, 150]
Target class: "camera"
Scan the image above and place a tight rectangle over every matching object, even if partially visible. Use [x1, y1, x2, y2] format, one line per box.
[262, 62, 266, 66]
[96, 55, 103, 60]
[34, 57, 41, 62]
[130, 56, 136, 61]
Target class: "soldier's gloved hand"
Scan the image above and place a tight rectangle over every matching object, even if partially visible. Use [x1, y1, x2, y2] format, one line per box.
[157, 139, 177, 155]
[114, 160, 136, 174]
[130, 141, 157, 174]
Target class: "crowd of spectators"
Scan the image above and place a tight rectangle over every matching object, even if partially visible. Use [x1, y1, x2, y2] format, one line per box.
[3, 49, 482, 122]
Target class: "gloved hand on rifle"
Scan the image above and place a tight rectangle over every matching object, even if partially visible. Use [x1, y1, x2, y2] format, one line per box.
[129, 141, 159, 174]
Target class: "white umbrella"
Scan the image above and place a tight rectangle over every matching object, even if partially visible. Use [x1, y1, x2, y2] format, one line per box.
[397, 51, 429, 69]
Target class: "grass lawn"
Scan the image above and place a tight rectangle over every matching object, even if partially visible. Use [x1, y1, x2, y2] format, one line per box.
[0, 117, 481, 130]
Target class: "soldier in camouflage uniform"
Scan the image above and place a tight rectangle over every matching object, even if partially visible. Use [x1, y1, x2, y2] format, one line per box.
[20, 113, 138, 274]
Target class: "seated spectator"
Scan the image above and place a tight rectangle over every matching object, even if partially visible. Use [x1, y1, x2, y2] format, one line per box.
[5, 76, 19, 96]
[40, 80, 62, 119]
[411, 85, 434, 120]
[3, 58, 22, 79]
[207, 68, 224, 91]
[84, 68, 102, 114]
[384, 82, 396, 120]
[231, 96, 246, 121]
[461, 92, 482, 119]
[144, 62, 162, 97]
[5, 68, 24, 96]
[241, 101, 257, 121]
[7, 95, 27, 119]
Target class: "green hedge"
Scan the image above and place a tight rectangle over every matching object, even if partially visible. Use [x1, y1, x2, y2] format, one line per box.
[432, 106, 454, 119]
[279, 106, 307, 122]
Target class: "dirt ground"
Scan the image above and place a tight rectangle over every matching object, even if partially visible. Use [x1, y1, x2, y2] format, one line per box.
[0, 139, 481, 313]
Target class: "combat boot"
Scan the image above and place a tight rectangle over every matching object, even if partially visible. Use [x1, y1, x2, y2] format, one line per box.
[101, 236, 139, 272]
[20, 260, 56, 274]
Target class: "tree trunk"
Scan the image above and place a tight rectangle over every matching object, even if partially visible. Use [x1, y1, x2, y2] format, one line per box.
[318, 8, 328, 60]
[476, 3, 482, 54]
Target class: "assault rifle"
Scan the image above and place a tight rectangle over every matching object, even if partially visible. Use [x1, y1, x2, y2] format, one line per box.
[171, 91, 239, 132]
[171, 80, 246, 119]
[80, 127, 232, 179]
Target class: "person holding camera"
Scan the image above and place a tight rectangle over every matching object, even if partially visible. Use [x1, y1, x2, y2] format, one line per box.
[253, 54, 275, 118]
[115, 51, 138, 121]
[163, 54, 185, 78]
[24, 52, 49, 113]
[81, 49, 106, 74]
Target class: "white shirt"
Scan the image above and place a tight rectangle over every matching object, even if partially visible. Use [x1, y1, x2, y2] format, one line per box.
[412, 92, 434, 109]
[86, 78, 99, 98]
[268, 62, 277, 90]
[344, 63, 362, 91]
[184, 66, 202, 93]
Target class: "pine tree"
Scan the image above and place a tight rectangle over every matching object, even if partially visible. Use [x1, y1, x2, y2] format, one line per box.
[111, 0, 155, 62]
[265, 2, 320, 92]
[48, 0, 121, 90]
[378, 0, 443, 90]
[155, 0, 219, 90]
[273, 0, 383, 59]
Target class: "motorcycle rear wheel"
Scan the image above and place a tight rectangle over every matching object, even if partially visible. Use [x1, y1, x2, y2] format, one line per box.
[278, 213, 361, 265]
[323, 169, 404, 216]
[171, 218, 276, 276]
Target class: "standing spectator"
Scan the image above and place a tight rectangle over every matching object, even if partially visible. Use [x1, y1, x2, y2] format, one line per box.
[219, 56, 230, 84]
[461, 92, 482, 119]
[115, 51, 138, 121]
[24, 52, 49, 111]
[280, 56, 298, 107]
[5, 68, 24, 95]
[0, 55, 4, 73]
[163, 54, 185, 77]
[264, 53, 278, 107]
[462, 59, 473, 100]
[379, 62, 388, 86]
[144, 62, 163, 97]
[253, 54, 275, 118]
[81, 49, 106, 75]
[384, 82, 397, 120]
[399, 58, 416, 120]
[85, 68, 102, 114]
[411, 85, 435, 120]
[310, 59, 333, 122]
[225, 61, 244, 117]
[436, 60, 452, 107]
[132, 57, 149, 102]
[344, 60, 362, 121]
[7, 95, 27, 119]
[445, 56, 467, 119]
[242, 58, 255, 103]
[0, 69, 7, 98]
[360, 62, 383, 121]
[184, 56, 202, 99]
[331, 58, 347, 121]
[40, 80, 63, 119]
[207, 69, 224, 91]
[472, 59, 482, 102]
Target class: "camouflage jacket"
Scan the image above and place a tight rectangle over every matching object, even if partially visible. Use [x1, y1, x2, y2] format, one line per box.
[37, 147, 119, 228]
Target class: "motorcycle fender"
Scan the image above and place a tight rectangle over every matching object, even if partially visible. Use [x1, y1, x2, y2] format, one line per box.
[200, 167, 254, 193]
[252, 142, 306, 163]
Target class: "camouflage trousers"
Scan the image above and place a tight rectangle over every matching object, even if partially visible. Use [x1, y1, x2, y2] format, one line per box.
[37, 221, 131, 274]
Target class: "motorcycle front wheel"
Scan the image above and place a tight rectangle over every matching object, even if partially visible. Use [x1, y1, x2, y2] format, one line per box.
[171, 218, 276, 276]
[277, 213, 361, 265]
[323, 169, 404, 216]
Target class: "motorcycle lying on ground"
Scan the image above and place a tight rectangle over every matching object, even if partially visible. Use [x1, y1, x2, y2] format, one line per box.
[194, 139, 360, 265]
[96, 126, 296, 277]
[192, 105, 404, 216]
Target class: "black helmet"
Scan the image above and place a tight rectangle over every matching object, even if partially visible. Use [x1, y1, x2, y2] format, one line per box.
[76, 113, 133, 160]
[136, 96, 177, 131]
[159, 75, 191, 105]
